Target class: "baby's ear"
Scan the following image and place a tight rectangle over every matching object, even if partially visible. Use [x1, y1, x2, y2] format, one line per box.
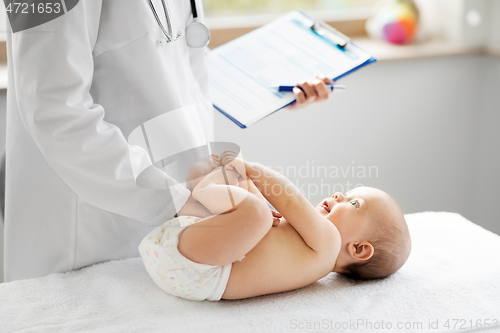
[347, 241, 374, 261]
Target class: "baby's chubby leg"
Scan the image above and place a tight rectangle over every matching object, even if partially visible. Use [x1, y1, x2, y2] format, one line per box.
[178, 193, 273, 267]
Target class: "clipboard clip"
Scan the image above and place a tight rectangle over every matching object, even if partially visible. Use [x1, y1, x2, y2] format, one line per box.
[310, 21, 351, 48]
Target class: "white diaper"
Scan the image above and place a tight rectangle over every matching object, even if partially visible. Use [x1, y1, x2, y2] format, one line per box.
[138, 216, 232, 301]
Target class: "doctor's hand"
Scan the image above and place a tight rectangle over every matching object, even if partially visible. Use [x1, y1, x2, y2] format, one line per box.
[286, 76, 334, 110]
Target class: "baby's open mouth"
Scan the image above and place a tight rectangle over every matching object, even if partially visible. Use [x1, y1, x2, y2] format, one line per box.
[322, 201, 330, 213]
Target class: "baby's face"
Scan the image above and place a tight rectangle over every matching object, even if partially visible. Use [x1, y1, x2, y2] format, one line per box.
[315, 187, 397, 242]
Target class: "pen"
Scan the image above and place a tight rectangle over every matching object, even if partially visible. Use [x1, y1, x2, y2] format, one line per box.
[271, 83, 346, 92]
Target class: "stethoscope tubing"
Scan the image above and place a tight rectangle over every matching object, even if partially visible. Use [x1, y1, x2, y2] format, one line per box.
[148, 0, 179, 42]
[149, 0, 209, 47]
[189, 0, 198, 19]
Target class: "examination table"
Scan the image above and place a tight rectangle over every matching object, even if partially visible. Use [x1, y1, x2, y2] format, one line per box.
[1, 212, 499, 332]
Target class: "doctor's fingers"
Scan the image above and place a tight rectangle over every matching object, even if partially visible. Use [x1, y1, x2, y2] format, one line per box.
[288, 80, 322, 110]
[311, 79, 330, 102]
[286, 86, 310, 110]
[296, 81, 318, 103]
[316, 75, 334, 85]
[292, 87, 307, 105]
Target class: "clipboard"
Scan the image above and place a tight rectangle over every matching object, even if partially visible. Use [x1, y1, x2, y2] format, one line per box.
[207, 11, 377, 128]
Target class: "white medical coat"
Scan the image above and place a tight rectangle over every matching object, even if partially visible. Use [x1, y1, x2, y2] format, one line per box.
[4, 0, 214, 281]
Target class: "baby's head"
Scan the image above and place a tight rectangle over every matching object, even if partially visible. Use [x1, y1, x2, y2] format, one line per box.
[317, 186, 411, 280]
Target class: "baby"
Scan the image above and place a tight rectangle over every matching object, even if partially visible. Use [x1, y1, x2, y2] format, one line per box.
[139, 152, 411, 301]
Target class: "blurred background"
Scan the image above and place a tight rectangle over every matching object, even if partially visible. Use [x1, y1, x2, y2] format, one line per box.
[0, 0, 499, 281]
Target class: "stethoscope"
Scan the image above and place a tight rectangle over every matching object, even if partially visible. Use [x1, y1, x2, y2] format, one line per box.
[148, 0, 211, 48]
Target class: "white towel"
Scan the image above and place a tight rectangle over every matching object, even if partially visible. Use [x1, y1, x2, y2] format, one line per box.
[1, 212, 499, 332]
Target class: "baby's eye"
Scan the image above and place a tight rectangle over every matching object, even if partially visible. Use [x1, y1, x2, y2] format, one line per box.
[349, 200, 359, 209]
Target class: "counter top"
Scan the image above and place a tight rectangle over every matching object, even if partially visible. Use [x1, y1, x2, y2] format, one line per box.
[353, 38, 497, 61]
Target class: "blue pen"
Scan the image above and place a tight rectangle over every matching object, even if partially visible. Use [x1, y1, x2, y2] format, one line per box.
[271, 83, 346, 92]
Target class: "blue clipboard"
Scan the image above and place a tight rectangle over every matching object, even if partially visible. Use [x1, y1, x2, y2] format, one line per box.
[208, 11, 377, 128]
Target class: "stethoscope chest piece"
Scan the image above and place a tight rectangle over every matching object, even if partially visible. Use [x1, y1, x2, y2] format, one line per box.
[186, 21, 211, 48]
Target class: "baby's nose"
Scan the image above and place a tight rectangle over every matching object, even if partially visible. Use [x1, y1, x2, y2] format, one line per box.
[332, 192, 345, 202]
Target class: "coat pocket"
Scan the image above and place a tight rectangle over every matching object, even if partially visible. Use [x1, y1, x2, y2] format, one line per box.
[92, 0, 152, 57]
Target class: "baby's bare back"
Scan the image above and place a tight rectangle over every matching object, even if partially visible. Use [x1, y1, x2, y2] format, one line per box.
[221, 219, 336, 300]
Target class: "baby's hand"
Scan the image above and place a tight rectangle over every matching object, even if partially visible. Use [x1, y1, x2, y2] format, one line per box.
[271, 209, 282, 227]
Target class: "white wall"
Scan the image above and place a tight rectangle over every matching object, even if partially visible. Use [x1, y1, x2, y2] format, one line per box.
[214, 55, 500, 235]
[417, 0, 493, 47]
[470, 56, 500, 231]
[0, 189, 3, 283]
[0, 91, 6, 282]
[487, 0, 500, 49]
[0, 3, 6, 41]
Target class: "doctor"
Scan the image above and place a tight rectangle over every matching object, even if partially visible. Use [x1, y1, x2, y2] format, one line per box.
[4, 0, 333, 282]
